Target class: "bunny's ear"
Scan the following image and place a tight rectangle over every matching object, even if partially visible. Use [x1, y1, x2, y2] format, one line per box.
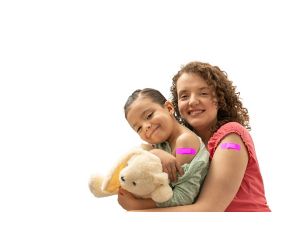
[102, 161, 127, 193]
[102, 148, 144, 193]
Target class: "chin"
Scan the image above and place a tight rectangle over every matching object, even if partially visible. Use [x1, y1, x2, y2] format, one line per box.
[186, 118, 200, 125]
[189, 120, 205, 129]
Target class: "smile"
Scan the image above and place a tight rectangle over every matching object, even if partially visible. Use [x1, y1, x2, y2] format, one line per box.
[147, 125, 159, 138]
[188, 109, 204, 116]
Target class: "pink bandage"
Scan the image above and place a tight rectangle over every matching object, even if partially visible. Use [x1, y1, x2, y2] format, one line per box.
[176, 148, 197, 155]
[220, 143, 241, 151]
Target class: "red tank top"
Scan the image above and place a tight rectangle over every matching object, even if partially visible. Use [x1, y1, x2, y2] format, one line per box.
[207, 122, 271, 212]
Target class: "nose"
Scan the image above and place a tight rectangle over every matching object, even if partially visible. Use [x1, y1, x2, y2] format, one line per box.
[189, 94, 199, 106]
[145, 123, 151, 133]
[120, 176, 125, 182]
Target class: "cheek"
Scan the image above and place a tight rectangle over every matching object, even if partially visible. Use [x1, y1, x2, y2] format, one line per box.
[178, 101, 186, 114]
[211, 101, 218, 112]
[211, 96, 218, 107]
[139, 133, 147, 141]
[206, 98, 218, 110]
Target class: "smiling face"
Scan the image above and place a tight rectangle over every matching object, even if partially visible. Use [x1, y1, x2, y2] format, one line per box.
[126, 96, 175, 144]
[176, 72, 218, 137]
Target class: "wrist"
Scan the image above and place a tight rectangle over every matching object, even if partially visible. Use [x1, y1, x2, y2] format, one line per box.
[135, 199, 157, 210]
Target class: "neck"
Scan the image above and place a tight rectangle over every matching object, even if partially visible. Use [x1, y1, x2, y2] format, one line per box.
[195, 119, 218, 146]
[194, 126, 214, 147]
[196, 131, 211, 147]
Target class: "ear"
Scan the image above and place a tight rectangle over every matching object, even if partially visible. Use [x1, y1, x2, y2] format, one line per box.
[152, 172, 169, 186]
[89, 175, 117, 197]
[164, 100, 175, 115]
[102, 148, 144, 193]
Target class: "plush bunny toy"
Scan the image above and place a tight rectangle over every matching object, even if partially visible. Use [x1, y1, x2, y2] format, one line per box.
[89, 148, 173, 203]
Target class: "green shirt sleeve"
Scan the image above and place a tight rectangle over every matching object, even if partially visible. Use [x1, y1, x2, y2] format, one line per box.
[155, 140, 210, 208]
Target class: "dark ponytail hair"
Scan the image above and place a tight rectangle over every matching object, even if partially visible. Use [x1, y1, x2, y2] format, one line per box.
[124, 88, 167, 118]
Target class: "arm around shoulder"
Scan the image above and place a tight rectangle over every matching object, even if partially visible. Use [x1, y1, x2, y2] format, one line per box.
[130, 133, 248, 212]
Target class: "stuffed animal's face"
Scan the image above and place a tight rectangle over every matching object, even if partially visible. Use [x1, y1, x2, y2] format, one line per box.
[119, 150, 167, 196]
[90, 148, 172, 202]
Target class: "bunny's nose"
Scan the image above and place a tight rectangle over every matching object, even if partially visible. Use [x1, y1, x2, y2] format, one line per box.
[120, 176, 125, 182]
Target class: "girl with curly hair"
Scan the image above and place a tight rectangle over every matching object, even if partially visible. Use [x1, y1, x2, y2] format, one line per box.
[118, 61, 271, 212]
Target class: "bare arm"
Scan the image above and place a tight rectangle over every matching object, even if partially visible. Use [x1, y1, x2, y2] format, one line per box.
[131, 133, 248, 211]
[149, 132, 200, 182]
[174, 132, 200, 167]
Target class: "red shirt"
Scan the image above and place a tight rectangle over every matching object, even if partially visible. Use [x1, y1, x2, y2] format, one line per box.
[207, 122, 271, 212]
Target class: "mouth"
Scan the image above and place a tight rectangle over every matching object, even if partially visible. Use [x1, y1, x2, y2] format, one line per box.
[147, 125, 159, 138]
[188, 109, 205, 117]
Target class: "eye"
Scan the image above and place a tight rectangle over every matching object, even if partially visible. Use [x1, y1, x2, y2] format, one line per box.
[179, 94, 188, 100]
[146, 112, 153, 120]
[132, 181, 136, 186]
[136, 127, 141, 133]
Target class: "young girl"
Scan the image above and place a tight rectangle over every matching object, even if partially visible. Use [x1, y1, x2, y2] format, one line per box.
[118, 62, 271, 212]
[121, 88, 209, 209]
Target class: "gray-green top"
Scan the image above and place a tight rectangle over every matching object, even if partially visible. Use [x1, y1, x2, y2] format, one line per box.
[154, 138, 210, 207]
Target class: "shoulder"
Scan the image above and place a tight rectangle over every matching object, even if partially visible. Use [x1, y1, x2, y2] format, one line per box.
[209, 133, 249, 190]
[174, 129, 202, 166]
[212, 133, 249, 166]
[176, 129, 201, 150]
[208, 122, 254, 158]
[218, 122, 248, 134]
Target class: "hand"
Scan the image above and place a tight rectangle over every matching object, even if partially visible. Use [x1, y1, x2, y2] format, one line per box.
[150, 149, 184, 182]
[117, 188, 144, 211]
[118, 188, 157, 211]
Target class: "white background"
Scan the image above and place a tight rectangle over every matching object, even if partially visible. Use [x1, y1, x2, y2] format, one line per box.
[0, 0, 299, 249]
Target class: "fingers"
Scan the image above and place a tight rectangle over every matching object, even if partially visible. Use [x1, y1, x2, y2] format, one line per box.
[170, 163, 178, 182]
[162, 165, 172, 182]
[119, 187, 132, 197]
[175, 163, 184, 176]
[162, 165, 170, 181]
[163, 163, 178, 182]
[118, 187, 124, 196]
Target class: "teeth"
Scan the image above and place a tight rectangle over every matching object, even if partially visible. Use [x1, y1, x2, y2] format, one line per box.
[189, 110, 203, 116]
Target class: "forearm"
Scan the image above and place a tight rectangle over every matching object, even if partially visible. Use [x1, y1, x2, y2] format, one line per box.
[132, 203, 198, 212]
[137, 198, 157, 210]
[131, 200, 225, 212]
[118, 189, 158, 211]
[150, 148, 184, 167]
[124, 198, 157, 211]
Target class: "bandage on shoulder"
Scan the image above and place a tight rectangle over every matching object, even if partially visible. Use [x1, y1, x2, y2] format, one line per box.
[220, 142, 241, 151]
[176, 148, 197, 155]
